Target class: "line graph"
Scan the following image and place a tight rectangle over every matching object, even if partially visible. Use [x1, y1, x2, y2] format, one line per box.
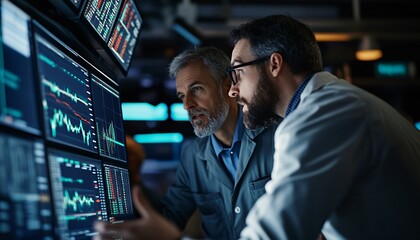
[49, 108, 93, 146]
[101, 121, 125, 155]
[91, 74, 126, 161]
[64, 190, 96, 213]
[60, 177, 84, 184]
[35, 32, 97, 152]
[43, 78, 88, 105]
[48, 150, 108, 239]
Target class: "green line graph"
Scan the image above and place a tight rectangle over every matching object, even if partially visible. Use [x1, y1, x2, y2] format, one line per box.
[49, 108, 92, 146]
[63, 190, 95, 212]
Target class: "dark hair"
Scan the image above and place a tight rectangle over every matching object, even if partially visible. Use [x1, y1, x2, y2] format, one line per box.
[168, 47, 230, 87]
[229, 15, 323, 75]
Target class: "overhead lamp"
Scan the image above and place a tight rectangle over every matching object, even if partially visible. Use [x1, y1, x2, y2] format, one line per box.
[355, 35, 383, 61]
[315, 33, 352, 42]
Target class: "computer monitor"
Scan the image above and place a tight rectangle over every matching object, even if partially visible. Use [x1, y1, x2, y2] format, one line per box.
[82, 0, 122, 43]
[48, 148, 108, 239]
[107, 0, 143, 71]
[34, 23, 99, 153]
[0, 0, 41, 135]
[0, 2, 135, 238]
[90, 72, 127, 162]
[0, 131, 54, 239]
[103, 163, 134, 222]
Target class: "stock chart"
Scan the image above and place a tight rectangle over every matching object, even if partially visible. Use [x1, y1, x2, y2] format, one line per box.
[1, 2, 135, 239]
[91, 74, 126, 162]
[48, 149, 108, 239]
[35, 30, 98, 153]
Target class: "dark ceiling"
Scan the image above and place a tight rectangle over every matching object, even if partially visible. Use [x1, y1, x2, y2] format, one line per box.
[124, 0, 420, 99]
[129, 0, 420, 73]
[119, 0, 420, 136]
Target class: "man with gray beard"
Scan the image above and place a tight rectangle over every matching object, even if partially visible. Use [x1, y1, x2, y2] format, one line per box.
[94, 47, 280, 240]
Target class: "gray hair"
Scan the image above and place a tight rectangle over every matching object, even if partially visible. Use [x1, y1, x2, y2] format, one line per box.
[168, 47, 230, 87]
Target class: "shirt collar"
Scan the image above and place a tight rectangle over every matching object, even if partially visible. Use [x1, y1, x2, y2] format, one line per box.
[284, 73, 315, 118]
[211, 110, 245, 156]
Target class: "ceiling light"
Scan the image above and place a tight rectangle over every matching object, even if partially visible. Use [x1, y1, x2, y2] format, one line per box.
[315, 33, 352, 42]
[355, 35, 383, 61]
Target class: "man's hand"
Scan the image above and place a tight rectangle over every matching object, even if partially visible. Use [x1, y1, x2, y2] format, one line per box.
[93, 186, 182, 240]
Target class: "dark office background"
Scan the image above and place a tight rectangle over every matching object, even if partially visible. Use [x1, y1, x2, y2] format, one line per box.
[123, 0, 420, 138]
[14, 0, 420, 184]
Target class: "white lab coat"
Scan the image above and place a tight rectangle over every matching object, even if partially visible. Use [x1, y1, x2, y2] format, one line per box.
[241, 71, 420, 240]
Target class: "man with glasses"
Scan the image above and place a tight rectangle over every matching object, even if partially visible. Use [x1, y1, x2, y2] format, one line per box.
[94, 47, 280, 240]
[97, 15, 420, 240]
[227, 15, 420, 239]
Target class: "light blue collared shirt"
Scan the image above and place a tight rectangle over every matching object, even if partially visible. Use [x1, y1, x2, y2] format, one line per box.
[211, 111, 245, 182]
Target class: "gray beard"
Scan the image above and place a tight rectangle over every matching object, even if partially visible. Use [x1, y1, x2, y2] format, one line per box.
[191, 98, 229, 138]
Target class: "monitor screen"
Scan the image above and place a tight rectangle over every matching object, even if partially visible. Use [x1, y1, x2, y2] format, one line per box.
[0, 2, 135, 238]
[91, 73, 127, 162]
[0, 132, 54, 239]
[107, 0, 142, 71]
[48, 148, 108, 239]
[83, 0, 122, 43]
[103, 163, 134, 222]
[34, 26, 98, 153]
[0, 1, 40, 135]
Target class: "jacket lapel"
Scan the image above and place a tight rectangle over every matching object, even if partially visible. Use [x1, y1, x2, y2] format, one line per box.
[200, 137, 234, 189]
[233, 128, 262, 190]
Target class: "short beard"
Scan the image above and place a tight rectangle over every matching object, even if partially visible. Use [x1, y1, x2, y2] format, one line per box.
[190, 90, 229, 138]
[243, 69, 279, 130]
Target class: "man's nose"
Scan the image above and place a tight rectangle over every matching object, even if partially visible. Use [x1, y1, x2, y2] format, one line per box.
[183, 94, 196, 110]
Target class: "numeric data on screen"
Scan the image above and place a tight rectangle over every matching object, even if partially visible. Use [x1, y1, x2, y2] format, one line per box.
[103, 164, 133, 221]
[0, 133, 53, 239]
[48, 149, 108, 239]
[83, 0, 122, 42]
[107, 0, 142, 70]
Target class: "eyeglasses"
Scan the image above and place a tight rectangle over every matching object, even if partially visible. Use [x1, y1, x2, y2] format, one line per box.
[226, 56, 270, 85]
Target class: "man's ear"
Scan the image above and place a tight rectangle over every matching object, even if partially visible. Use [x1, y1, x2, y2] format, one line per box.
[269, 52, 284, 77]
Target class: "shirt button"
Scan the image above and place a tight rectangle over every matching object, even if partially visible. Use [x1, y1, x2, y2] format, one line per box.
[234, 207, 241, 214]
[230, 151, 233, 155]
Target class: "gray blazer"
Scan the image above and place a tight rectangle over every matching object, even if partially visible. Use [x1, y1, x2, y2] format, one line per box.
[241, 71, 420, 240]
[160, 121, 279, 240]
